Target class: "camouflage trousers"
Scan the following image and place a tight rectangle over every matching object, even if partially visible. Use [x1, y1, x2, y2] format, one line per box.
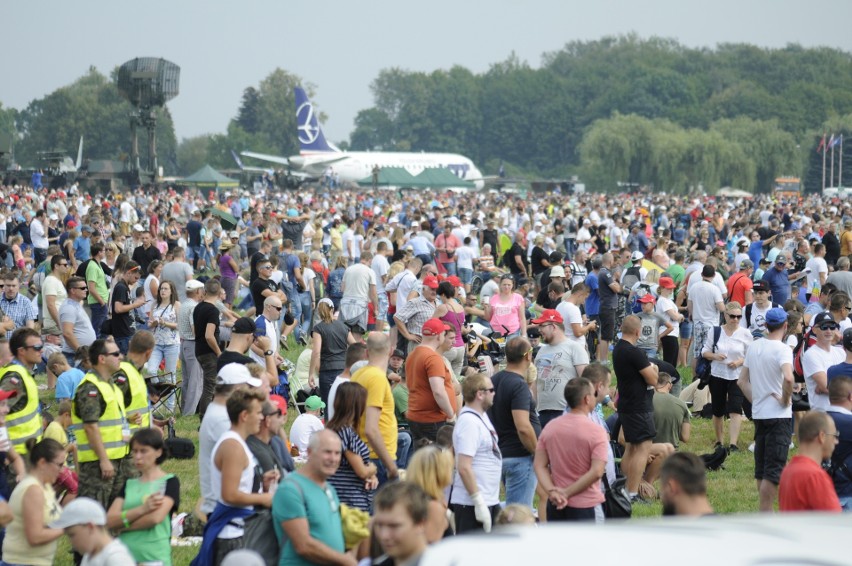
[78, 456, 139, 510]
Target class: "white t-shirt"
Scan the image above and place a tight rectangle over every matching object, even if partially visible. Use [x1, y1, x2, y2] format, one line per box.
[741, 302, 774, 335]
[743, 338, 794, 420]
[450, 408, 502, 506]
[455, 246, 475, 270]
[41, 274, 67, 332]
[81, 539, 135, 566]
[701, 326, 752, 381]
[326, 374, 349, 421]
[341, 263, 376, 302]
[687, 272, 727, 298]
[289, 413, 325, 456]
[535, 339, 590, 411]
[689, 280, 724, 326]
[805, 256, 828, 293]
[371, 255, 390, 294]
[802, 344, 846, 411]
[556, 301, 585, 346]
[655, 295, 680, 335]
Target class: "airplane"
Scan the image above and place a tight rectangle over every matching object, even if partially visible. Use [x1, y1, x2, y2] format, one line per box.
[230, 149, 317, 189]
[241, 87, 485, 189]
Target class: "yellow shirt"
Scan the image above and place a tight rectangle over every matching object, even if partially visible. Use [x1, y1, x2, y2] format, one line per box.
[43, 421, 67, 447]
[351, 364, 398, 460]
[3, 476, 61, 565]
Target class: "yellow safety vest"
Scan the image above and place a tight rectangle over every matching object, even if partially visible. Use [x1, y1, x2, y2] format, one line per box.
[72, 373, 129, 463]
[0, 364, 42, 455]
[116, 361, 151, 430]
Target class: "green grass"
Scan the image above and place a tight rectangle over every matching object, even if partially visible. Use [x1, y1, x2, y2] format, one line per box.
[40, 349, 776, 563]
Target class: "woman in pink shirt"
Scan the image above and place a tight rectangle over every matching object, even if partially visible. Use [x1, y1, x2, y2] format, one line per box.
[484, 274, 526, 338]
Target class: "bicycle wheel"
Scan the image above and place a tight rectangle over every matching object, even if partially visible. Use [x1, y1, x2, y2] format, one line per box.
[470, 275, 484, 296]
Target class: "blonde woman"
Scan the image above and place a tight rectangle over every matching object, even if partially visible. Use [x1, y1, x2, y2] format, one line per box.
[406, 445, 455, 541]
[309, 298, 357, 405]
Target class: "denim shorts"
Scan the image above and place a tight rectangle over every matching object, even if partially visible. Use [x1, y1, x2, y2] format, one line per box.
[680, 320, 693, 339]
[458, 267, 474, 284]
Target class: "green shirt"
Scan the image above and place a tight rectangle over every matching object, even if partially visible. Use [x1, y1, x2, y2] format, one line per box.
[273, 473, 345, 566]
[392, 383, 409, 426]
[86, 260, 108, 305]
[119, 474, 177, 566]
[652, 392, 690, 448]
[666, 263, 685, 288]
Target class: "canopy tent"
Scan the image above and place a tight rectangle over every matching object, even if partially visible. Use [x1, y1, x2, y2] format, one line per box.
[357, 167, 419, 188]
[717, 187, 753, 198]
[412, 167, 475, 189]
[178, 164, 239, 188]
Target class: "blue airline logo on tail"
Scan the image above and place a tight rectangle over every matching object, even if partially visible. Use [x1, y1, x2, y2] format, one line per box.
[295, 87, 334, 153]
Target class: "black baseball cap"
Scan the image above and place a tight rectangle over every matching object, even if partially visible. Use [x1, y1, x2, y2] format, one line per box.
[232, 317, 257, 335]
[844, 328, 852, 351]
[391, 349, 405, 360]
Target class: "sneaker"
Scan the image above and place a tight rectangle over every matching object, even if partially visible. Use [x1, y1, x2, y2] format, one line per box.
[629, 494, 651, 505]
[280, 337, 290, 351]
[748, 442, 755, 453]
[728, 444, 740, 453]
[713, 441, 723, 450]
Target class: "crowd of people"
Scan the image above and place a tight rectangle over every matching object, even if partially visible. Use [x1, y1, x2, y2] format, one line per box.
[0, 179, 851, 563]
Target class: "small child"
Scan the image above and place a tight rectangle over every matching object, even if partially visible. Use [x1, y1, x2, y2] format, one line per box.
[50, 352, 86, 402]
[43, 401, 78, 504]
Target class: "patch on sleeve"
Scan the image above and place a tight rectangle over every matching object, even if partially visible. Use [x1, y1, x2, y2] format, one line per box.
[87, 390, 99, 397]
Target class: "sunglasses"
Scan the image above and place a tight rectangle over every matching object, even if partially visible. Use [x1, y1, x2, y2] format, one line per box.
[73, 286, 88, 291]
[727, 314, 742, 319]
[104, 351, 122, 357]
[259, 265, 272, 270]
[270, 305, 283, 311]
[24, 344, 44, 351]
[818, 324, 839, 331]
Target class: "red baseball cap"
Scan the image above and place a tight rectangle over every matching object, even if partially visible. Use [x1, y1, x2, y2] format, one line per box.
[447, 276, 462, 287]
[423, 275, 440, 289]
[268, 394, 287, 416]
[0, 389, 17, 401]
[422, 318, 451, 336]
[638, 294, 656, 304]
[531, 309, 563, 325]
[658, 277, 676, 289]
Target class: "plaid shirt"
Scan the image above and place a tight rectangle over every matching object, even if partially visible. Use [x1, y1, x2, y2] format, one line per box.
[0, 293, 37, 339]
[394, 297, 437, 337]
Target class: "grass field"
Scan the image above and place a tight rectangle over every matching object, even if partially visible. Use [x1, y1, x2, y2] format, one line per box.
[41, 343, 770, 564]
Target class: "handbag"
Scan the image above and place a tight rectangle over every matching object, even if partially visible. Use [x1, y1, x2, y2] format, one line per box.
[242, 509, 280, 565]
[695, 326, 722, 390]
[165, 423, 195, 459]
[601, 474, 632, 519]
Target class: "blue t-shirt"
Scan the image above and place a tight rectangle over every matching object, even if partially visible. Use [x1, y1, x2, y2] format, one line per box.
[584, 272, 600, 316]
[748, 241, 764, 265]
[762, 267, 791, 306]
[56, 367, 85, 400]
[828, 362, 852, 383]
[327, 268, 345, 299]
[73, 236, 91, 262]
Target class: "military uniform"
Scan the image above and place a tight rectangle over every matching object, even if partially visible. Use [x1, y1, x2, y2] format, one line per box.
[0, 360, 42, 455]
[114, 361, 152, 430]
[72, 372, 137, 510]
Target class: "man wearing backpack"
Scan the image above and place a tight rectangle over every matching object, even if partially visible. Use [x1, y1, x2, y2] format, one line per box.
[802, 312, 845, 411]
[737, 308, 794, 513]
[741, 281, 780, 338]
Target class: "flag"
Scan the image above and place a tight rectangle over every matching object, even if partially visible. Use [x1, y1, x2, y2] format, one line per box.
[817, 133, 826, 153]
[828, 134, 836, 148]
[832, 134, 843, 148]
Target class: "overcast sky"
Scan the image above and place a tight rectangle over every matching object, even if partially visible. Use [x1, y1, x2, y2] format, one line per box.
[4, 0, 852, 148]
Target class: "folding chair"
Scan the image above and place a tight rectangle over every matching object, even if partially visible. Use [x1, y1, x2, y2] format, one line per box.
[148, 372, 182, 419]
[286, 369, 318, 414]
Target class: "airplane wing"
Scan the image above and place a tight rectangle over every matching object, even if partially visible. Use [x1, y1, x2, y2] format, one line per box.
[240, 150, 349, 174]
[239, 150, 291, 167]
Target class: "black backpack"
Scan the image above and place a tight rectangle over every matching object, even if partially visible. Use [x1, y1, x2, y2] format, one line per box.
[700, 444, 728, 471]
[75, 258, 92, 278]
[744, 302, 781, 329]
[621, 265, 642, 294]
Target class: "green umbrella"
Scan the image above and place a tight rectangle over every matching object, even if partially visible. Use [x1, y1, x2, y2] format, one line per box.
[206, 207, 238, 231]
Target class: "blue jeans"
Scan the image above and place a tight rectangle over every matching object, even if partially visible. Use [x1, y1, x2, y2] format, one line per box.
[458, 267, 474, 284]
[397, 430, 412, 470]
[298, 291, 313, 340]
[289, 289, 303, 340]
[90, 303, 107, 338]
[840, 496, 852, 511]
[502, 455, 537, 506]
[442, 261, 457, 276]
[115, 335, 131, 355]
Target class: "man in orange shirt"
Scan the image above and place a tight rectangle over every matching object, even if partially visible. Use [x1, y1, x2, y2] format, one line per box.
[726, 259, 754, 307]
[405, 318, 457, 443]
[779, 411, 842, 512]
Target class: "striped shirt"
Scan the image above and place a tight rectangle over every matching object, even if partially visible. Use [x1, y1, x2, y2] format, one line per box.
[327, 426, 372, 512]
[394, 297, 437, 337]
[177, 298, 197, 341]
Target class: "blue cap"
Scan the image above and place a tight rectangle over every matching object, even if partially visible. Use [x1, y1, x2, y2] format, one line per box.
[287, 208, 298, 218]
[765, 308, 788, 326]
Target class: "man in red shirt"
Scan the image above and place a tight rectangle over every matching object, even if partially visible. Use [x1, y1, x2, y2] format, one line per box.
[435, 223, 461, 276]
[779, 411, 842, 512]
[726, 259, 754, 307]
[405, 318, 457, 443]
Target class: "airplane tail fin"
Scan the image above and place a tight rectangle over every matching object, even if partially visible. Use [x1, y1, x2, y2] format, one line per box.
[75, 136, 84, 169]
[295, 87, 337, 154]
[230, 150, 245, 169]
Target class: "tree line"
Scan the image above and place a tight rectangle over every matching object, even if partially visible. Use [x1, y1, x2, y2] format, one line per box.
[4, 35, 852, 191]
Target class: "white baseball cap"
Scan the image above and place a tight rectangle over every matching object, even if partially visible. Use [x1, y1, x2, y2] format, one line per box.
[185, 280, 205, 291]
[49, 498, 106, 529]
[217, 363, 262, 388]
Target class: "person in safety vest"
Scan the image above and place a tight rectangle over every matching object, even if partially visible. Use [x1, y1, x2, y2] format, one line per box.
[72, 338, 136, 510]
[0, 328, 44, 456]
[113, 331, 154, 431]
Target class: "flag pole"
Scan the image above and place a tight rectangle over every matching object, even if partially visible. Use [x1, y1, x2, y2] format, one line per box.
[831, 134, 836, 189]
[822, 132, 827, 193]
[840, 134, 844, 188]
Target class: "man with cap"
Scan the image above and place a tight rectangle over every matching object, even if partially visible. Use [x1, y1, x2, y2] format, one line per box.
[761, 251, 809, 307]
[0, 328, 44, 456]
[727, 259, 755, 307]
[198, 363, 263, 520]
[394, 274, 440, 355]
[50, 497, 135, 564]
[405, 318, 457, 444]
[741, 280, 781, 338]
[218, 316, 277, 387]
[73, 339, 134, 511]
[636, 293, 673, 358]
[687, 265, 725, 371]
[737, 307, 795, 512]
[110, 260, 145, 355]
[74, 224, 92, 262]
[802, 312, 846, 411]
[535, 266, 565, 309]
[533, 309, 589, 429]
[289, 395, 326, 458]
[388, 347, 406, 383]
